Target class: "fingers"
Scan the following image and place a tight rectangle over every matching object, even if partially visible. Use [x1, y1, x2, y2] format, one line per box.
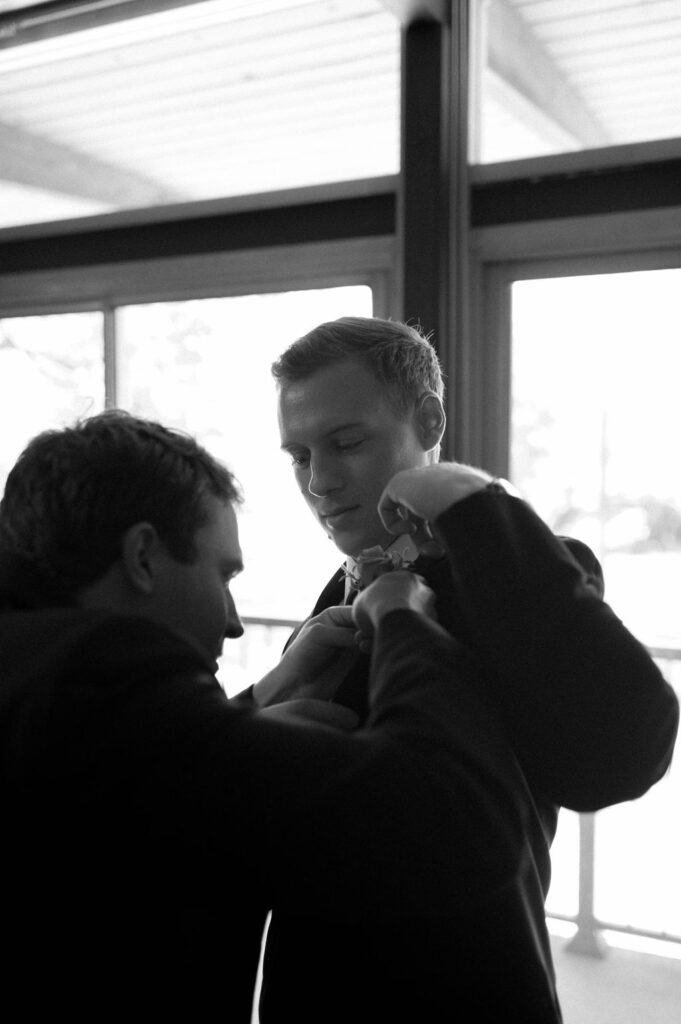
[377, 489, 421, 535]
[305, 623, 357, 649]
[292, 606, 355, 651]
[378, 463, 493, 532]
[355, 630, 373, 655]
[306, 605, 355, 629]
[352, 570, 436, 633]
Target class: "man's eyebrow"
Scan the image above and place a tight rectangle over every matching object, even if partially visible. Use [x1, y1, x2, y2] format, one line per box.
[280, 422, 366, 450]
[325, 421, 364, 434]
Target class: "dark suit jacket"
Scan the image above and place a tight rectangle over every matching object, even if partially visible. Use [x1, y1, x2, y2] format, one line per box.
[0, 544, 561, 1021]
[260, 489, 679, 1023]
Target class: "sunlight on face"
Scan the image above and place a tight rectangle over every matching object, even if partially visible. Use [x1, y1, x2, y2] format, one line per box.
[278, 358, 431, 557]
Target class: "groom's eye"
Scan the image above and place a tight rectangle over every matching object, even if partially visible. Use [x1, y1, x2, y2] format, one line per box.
[335, 438, 363, 453]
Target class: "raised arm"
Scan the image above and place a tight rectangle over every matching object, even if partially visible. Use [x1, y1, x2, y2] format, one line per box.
[377, 463, 679, 811]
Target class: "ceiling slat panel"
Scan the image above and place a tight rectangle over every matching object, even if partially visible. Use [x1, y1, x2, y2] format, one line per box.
[513, 0, 646, 21]
[0, 10, 396, 96]
[0, 0, 400, 220]
[2, 0, 681, 223]
[544, 27, 681, 60]
[478, 0, 681, 162]
[18, 67, 398, 140]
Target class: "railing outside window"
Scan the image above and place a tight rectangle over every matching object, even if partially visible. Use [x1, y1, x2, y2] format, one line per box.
[555, 648, 681, 959]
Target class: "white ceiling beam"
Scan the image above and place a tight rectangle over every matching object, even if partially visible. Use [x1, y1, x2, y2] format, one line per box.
[0, 119, 185, 204]
[486, 0, 611, 148]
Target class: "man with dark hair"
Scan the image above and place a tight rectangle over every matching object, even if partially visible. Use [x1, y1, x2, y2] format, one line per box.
[1, 410, 558, 1022]
[0, 410, 245, 654]
[257, 315, 679, 1022]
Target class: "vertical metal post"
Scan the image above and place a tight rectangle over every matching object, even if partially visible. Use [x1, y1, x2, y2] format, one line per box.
[103, 304, 117, 409]
[398, 14, 449, 340]
[566, 813, 608, 958]
[446, 0, 471, 464]
[467, 0, 490, 165]
[397, 2, 472, 465]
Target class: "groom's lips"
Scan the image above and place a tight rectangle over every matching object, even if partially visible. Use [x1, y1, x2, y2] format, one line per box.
[321, 505, 360, 528]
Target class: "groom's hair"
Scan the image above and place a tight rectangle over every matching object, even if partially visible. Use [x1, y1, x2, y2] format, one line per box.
[272, 315, 445, 414]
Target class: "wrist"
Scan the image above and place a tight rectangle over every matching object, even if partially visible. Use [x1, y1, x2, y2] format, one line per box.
[486, 477, 522, 498]
[426, 465, 492, 519]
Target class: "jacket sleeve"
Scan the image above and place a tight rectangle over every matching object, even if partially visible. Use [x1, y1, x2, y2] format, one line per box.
[239, 606, 534, 920]
[65, 611, 532, 919]
[432, 489, 679, 811]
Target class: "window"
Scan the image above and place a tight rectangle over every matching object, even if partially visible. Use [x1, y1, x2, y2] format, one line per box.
[509, 267, 681, 955]
[0, 282, 374, 695]
[511, 270, 681, 651]
[0, 310, 104, 480]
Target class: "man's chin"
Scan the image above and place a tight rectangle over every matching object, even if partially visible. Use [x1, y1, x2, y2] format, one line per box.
[326, 527, 392, 559]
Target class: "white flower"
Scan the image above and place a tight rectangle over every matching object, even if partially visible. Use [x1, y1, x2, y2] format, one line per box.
[343, 544, 417, 592]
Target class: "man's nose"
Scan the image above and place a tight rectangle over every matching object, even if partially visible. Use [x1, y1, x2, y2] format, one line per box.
[224, 590, 244, 639]
[308, 455, 342, 498]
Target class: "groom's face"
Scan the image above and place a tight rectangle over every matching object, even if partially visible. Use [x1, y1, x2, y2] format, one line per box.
[277, 357, 430, 557]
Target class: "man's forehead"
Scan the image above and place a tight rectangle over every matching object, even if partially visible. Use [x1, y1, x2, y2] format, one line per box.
[279, 401, 384, 447]
[280, 357, 379, 396]
[278, 364, 398, 434]
[201, 496, 242, 554]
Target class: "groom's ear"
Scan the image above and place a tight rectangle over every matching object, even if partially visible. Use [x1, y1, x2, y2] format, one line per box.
[414, 392, 446, 452]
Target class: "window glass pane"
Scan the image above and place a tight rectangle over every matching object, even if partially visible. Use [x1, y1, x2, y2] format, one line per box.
[594, 666, 681, 937]
[511, 270, 681, 650]
[115, 285, 373, 693]
[510, 268, 681, 946]
[0, 0, 399, 229]
[545, 808, 579, 919]
[471, 0, 681, 164]
[0, 311, 105, 486]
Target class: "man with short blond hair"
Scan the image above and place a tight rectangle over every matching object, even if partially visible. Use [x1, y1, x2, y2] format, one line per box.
[257, 315, 679, 1023]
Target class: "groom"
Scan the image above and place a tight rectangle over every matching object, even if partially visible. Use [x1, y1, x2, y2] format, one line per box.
[258, 314, 679, 1023]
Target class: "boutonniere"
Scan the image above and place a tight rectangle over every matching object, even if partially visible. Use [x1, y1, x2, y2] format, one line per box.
[343, 544, 412, 593]
[344, 525, 443, 593]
